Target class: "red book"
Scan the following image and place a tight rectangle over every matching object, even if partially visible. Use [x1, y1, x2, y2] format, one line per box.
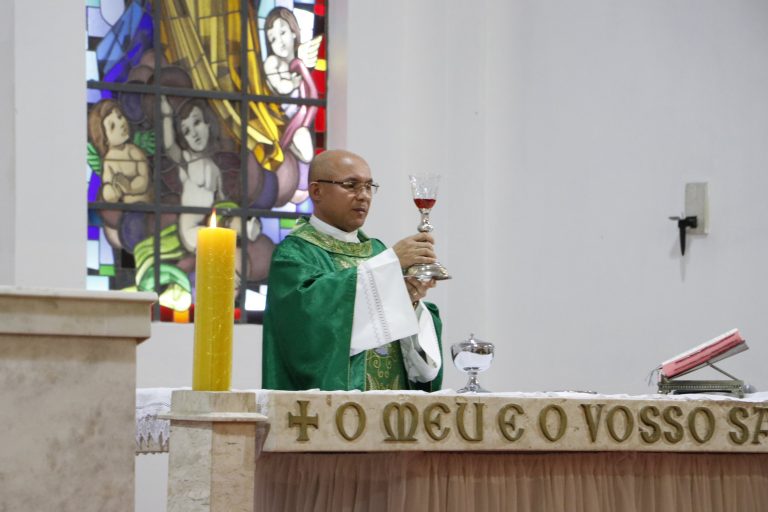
[661, 329, 747, 379]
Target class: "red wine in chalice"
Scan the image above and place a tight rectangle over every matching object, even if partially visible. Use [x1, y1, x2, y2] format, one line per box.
[414, 198, 436, 210]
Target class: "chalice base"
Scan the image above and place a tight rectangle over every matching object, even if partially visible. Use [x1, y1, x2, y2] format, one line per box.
[457, 372, 490, 393]
[405, 261, 452, 281]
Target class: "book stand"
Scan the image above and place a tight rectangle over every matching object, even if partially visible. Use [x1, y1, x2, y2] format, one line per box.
[657, 361, 746, 398]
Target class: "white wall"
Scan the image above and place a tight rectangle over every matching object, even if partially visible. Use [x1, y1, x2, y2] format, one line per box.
[1, 0, 84, 288]
[0, 1, 15, 285]
[12, 0, 84, 288]
[342, 0, 768, 394]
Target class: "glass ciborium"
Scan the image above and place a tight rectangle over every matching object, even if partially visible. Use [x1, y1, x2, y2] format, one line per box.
[405, 174, 452, 281]
[451, 333, 494, 393]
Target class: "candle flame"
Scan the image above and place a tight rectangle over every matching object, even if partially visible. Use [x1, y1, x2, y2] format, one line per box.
[209, 209, 217, 228]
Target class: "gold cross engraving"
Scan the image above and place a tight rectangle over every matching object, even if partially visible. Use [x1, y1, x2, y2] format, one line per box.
[288, 400, 319, 442]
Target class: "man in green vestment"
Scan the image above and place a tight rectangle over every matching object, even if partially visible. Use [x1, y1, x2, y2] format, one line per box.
[262, 150, 444, 391]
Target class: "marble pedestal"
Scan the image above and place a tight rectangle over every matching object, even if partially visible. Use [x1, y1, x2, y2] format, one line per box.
[165, 390, 268, 512]
[0, 287, 155, 512]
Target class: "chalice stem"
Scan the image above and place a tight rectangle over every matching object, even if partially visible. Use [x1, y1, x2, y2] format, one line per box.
[458, 370, 490, 394]
[467, 372, 480, 392]
[418, 209, 434, 233]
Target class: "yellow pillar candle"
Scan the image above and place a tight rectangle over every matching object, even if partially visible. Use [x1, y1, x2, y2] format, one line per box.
[192, 213, 236, 391]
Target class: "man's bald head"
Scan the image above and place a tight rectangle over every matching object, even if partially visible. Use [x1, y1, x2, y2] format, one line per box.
[309, 149, 370, 182]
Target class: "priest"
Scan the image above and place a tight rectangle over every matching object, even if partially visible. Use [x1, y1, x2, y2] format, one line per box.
[262, 149, 444, 391]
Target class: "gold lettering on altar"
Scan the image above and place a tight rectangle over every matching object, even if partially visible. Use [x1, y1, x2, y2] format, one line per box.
[268, 395, 768, 453]
[335, 401, 366, 441]
[752, 407, 768, 445]
[423, 403, 451, 441]
[727, 406, 749, 445]
[688, 407, 715, 444]
[662, 405, 684, 444]
[606, 405, 634, 443]
[497, 404, 525, 442]
[456, 402, 484, 442]
[383, 402, 418, 442]
[580, 404, 605, 442]
[288, 400, 319, 442]
[639, 406, 662, 444]
[539, 404, 567, 442]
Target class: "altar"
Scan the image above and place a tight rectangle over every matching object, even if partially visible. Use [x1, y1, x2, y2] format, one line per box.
[0, 287, 155, 512]
[138, 388, 768, 512]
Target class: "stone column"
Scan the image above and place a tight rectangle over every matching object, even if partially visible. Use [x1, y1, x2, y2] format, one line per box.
[164, 390, 268, 512]
[0, 286, 155, 512]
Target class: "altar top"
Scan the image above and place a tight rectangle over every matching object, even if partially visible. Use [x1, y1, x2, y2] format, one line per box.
[0, 286, 156, 340]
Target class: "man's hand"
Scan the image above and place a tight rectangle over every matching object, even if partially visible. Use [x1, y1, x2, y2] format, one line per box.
[405, 276, 436, 303]
[392, 233, 437, 269]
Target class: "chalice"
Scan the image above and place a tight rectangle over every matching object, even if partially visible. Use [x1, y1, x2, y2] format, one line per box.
[405, 174, 452, 281]
[451, 334, 495, 393]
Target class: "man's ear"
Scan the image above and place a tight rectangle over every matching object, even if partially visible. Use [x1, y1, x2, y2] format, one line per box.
[308, 182, 322, 203]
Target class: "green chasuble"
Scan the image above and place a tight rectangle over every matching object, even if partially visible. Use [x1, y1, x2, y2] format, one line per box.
[262, 219, 443, 391]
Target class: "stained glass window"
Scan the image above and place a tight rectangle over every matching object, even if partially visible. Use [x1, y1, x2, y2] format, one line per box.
[86, 0, 328, 323]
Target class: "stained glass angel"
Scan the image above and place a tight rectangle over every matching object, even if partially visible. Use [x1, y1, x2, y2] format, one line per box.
[263, 7, 321, 164]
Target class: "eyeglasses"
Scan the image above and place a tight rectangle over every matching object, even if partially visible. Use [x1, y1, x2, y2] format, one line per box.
[313, 179, 380, 195]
